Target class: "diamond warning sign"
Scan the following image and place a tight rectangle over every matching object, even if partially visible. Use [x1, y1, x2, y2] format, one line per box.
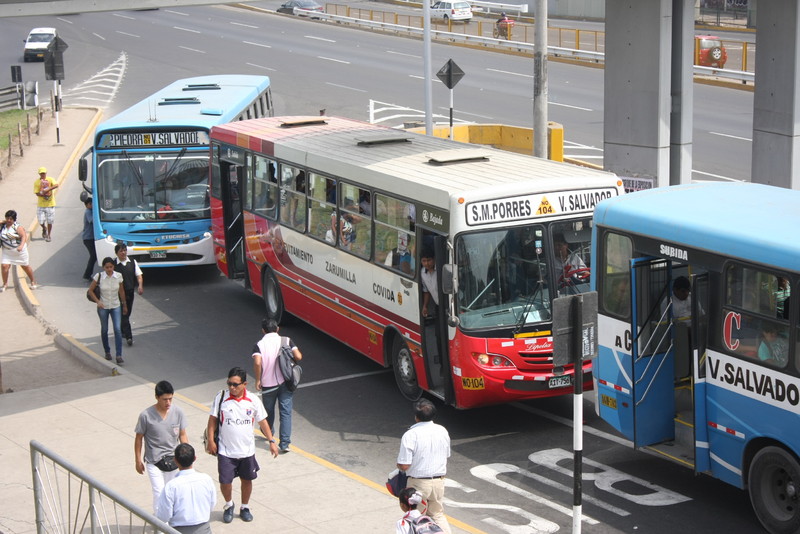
[536, 197, 555, 216]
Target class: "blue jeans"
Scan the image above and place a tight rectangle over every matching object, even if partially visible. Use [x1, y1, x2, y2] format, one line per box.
[261, 383, 293, 447]
[97, 305, 123, 356]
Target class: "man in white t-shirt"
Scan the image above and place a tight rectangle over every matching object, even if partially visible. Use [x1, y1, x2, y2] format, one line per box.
[206, 367, 279, 524]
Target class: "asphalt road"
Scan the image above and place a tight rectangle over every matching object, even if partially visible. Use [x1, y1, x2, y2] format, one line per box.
[0, 4, 767, 532]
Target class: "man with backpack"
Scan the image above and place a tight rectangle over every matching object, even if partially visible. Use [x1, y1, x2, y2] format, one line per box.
[252, 318, 303, 454]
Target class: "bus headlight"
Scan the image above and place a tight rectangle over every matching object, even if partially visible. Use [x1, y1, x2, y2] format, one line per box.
[104, 235, 116, 243]
[473, 353, 515, 368]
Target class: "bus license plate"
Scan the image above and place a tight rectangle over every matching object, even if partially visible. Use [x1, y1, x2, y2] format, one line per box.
[548, 375, 572, 388]
[149, 250, 167, 259]
[601, 394, 618, 410]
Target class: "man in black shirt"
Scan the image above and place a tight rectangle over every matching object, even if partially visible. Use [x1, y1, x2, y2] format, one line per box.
[114, 243, 143, 346]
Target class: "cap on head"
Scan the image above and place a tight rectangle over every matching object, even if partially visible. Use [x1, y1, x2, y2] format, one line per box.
[38, 167, 47, 174]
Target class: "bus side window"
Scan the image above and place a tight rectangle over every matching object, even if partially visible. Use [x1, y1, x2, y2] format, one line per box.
[600, 232, 632, 318]
[308, 172, 336, 243]
[375, 194, 415, 276]
[338, 183, 370, 259]
[253, 156, 278, 220]
[279, 164, 306, 232]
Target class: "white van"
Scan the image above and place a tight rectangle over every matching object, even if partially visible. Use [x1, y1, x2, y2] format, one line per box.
[23, 27, 57, 62]
[431, 1, 472, 22]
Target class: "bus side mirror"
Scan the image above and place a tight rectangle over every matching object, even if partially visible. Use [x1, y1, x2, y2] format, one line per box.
[78, 158, 87, 182]
[441, 264, 455, 295]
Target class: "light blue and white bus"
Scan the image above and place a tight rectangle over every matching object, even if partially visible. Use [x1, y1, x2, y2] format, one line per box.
[591, 182, 800, 534]
[79, 75, 273, 267]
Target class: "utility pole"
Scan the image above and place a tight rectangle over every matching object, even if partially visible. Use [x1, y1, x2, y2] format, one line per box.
[533, 0, 548, 158]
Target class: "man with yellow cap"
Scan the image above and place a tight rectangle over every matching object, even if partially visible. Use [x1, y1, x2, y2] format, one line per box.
[33, 167, 58, 242]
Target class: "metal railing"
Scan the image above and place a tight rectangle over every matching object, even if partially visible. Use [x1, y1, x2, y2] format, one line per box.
[30, 440, 178, 534]
[0, 84, 21, 112]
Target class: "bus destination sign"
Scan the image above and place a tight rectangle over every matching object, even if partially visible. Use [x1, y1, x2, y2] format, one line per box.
[99, 130, 210, 149]
[466, 187, 618, 226]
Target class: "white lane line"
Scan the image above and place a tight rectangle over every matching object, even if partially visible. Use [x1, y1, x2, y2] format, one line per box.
[551, 101, 593, 111]
[116, 31, 141, 38]
[306, 35, 336, 42]
[173, 26, 201, 34]
[179, 46, 206, 54]
[113, 13, 135, 19]
[709, 131, 751, 142]
[387, 50, 421, 59]
[326, 82, 367, 93]
[246, 63, 277, 71]
[487, 67, 531, 78]
[93, 33, 106, 41]
[409, 75, 443, 83]
[691, 169, 744, 182]
[165, 9, 189, 16]
[231, 21, 259, 28]
[512, 402, 635, 447]
[298, 369, 391, 388]
[57, 17, 73, 24]
[318, 56, 350, 64]
[436, 107, 493, 120]
[243, 40, 271, 49]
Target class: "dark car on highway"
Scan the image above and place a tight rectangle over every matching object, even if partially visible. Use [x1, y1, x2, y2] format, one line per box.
[277, 0, 325, 17]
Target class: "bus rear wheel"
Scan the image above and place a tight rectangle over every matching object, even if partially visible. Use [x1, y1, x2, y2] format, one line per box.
[392, 337, 422, 401]
[749, 446, 800, 534]
[262, 266, 286, 324]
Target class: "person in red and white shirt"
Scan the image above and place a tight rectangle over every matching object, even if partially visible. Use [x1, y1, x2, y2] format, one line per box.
[206, 367, 279, 524]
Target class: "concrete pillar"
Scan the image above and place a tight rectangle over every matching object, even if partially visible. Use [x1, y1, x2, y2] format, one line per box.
[669, 0, 695, 185]
[751, 0, 800, 189]
[603, 0, 673, 187]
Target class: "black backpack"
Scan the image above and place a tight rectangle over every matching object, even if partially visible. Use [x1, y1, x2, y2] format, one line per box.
[277, 336, 302, 392]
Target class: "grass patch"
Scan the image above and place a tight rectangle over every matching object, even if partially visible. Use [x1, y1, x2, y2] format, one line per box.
[0, 108, 41, 151]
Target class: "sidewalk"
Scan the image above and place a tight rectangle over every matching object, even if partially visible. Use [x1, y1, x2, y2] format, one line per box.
[0, 109, 472, 534]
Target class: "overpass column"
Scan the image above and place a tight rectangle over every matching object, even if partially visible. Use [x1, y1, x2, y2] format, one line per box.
[751, 0, 800, 189]
[603, 0, 673, 187]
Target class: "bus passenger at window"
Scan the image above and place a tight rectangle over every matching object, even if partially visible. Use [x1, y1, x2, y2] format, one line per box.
[385, 231, 413, 275]
[671, 276, 692, 322]
[359, 191, 372, 216]
[758, 323, 788, 366]
[776, 277, 791, 319]
[607, 277, 631, 317]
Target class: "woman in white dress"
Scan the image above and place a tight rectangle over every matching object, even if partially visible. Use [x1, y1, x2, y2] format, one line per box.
[0, 209, 37, 291]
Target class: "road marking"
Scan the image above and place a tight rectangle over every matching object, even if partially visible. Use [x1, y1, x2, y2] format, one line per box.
[243, 40, 272, 48]
[409, 75, 443, 83]
[113, 13, 135, 19]
[246, 63, 276, 71]
[436, 107, 493, 120]
[551, 101, 593, 111]
[231, 21, 259, 28]
[179, 46, 206, 54]
[173, 26, 201, 33]
[56, 17, 73, 24]
[306, 35, 336, 42]
[512, 402, 634, 447]
[387, 50, 421, 59]
[116, 31, 141, 38]
[691, 169, 743, 182]
[63, 52, 127, 109]
[487, 67, 531, 78]
[709, 131, 751, 141]
[326, 82, 367, 93]
[165, 9, 189, 16]
[318, 56, 350, 64]
[298, 369, 390, 388]
[92, 33, 106, 41]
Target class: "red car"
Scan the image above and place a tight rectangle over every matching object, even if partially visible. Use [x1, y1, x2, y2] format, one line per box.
[695, 35, 727, 69]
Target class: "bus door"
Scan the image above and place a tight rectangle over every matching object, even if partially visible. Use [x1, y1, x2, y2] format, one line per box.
[421, 234, 454, 403]
[629, 257, 676, 447]
[691, 273, 711, 474]
[218, 159, 246, 280]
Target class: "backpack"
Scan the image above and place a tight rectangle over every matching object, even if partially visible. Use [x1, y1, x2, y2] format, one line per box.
[409, 515, 443, 534]
[278, 336, 302, 392]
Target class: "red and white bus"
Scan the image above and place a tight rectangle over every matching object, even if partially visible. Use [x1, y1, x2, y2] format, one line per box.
[210, 116, 623, 408]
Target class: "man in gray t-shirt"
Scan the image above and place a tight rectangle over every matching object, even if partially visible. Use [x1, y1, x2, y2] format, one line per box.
[134, 381, 188, 513]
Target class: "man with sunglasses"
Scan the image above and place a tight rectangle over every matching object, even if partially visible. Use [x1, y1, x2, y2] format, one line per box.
[205, 367, 279, 524]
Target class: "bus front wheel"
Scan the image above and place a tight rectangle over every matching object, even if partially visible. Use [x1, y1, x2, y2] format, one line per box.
[392, 337, 422, 401]
[749, 446, 800, 534]
[262, 267, 286, 324]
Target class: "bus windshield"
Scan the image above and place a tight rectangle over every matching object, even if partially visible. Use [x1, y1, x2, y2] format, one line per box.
[96, 150, 209, 222]
[456, 219, 593, 330]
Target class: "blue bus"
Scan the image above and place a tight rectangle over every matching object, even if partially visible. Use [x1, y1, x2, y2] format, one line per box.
[591, 182, 800, 533]
[79, 75, 273, 267]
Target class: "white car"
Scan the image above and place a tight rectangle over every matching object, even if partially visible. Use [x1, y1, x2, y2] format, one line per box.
[23, 27, 57, 62]
[431, 1, 472, 22]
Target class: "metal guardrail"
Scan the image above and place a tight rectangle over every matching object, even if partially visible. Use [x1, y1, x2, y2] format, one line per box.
[309, 10, 752, 83]
[0, 84, 21, 112]
[30, 440, 179, 534]
[467, 0, 528, 15]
